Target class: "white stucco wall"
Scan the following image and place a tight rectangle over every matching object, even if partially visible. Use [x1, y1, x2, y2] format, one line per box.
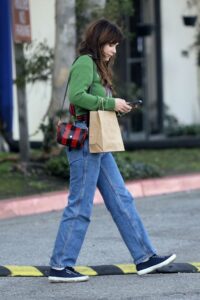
[12, 0, 200, 142]
[13, 0, 55, 141]
[161, 0, 200, 125]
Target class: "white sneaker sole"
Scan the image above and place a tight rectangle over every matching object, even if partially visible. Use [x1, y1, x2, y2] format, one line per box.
[137, 254, 177, 275]
[48, 275, 89, 283]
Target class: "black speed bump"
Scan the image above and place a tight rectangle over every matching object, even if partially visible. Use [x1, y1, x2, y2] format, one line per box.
[0, 263, 199, 277]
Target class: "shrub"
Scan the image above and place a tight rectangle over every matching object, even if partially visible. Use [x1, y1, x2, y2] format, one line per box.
[113, 153, 162, 180]
[45, 151, 162, 181]
[165, 124, 200, 137]
[45, 153, 162, 180]
[45, 155, 70, 180]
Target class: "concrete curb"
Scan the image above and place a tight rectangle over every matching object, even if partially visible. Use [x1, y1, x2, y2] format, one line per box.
[0, 263, 199, 277]
[0, 173, 200, 220]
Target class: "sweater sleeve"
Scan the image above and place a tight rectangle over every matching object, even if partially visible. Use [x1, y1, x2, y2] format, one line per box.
[68, 55, 115, 111]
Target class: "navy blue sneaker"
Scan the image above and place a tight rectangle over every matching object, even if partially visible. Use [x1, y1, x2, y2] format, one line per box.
[48, 267, 89, 283]
[136, 254, 176, 275]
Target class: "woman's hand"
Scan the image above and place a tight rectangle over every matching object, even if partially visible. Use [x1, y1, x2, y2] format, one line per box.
[114, 98, 132, 113]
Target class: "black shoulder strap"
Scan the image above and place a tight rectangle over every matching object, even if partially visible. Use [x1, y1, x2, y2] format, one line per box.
[59, 56, 79, 116]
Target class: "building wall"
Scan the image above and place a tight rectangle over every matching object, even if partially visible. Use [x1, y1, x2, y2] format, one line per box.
[161, 0, 200, 125]
[13, 0, 55, 141]
[12, 0, 200, 142]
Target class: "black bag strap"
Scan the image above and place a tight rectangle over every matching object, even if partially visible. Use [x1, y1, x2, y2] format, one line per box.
[59, 56, 79, 118]
[59, 55, 95, 120]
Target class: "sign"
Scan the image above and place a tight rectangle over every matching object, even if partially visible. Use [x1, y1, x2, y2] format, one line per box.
[12, 0, 32, 43]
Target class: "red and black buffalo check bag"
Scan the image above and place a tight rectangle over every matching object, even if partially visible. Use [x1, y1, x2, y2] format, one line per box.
[57, 122, 88, 149]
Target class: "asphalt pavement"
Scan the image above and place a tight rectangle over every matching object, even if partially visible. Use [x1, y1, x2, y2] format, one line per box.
[1, 189, 200, 300]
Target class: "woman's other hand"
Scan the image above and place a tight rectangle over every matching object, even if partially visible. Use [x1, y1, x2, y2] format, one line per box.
[114, 98, 132, 113]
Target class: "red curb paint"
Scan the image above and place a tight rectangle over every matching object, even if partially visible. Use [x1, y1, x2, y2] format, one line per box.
[0, 173, 200, 220]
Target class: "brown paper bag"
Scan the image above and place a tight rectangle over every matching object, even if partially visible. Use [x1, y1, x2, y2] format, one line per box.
[89, 111, 125, 153]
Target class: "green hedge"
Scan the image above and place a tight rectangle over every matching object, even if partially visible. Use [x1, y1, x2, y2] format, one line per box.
[45, 151, 162, 181]
[113, 153, 162, 180]
[45, 155, 70, 180]
[165, 124, 200, 137]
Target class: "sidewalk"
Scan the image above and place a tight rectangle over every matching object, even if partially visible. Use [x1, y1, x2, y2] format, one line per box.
[0, 173, 200, 220]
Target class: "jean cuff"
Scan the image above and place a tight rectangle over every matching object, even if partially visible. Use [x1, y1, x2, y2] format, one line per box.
[134, 252, 156, 265]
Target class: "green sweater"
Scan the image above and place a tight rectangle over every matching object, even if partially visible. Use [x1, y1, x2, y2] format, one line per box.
[68, 55, 116, 116]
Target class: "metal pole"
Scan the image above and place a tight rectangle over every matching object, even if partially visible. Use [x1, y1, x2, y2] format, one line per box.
[142, 38, 150, 140]
[141, 0, 150, 140]
[125, 15, 132, 139]
[154, 0, 164, 132]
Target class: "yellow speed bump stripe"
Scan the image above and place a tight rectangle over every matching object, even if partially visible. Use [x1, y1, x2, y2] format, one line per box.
[4, 265, 44, 277]
[74, 266, 98, 276]
[115, 264, 137, 274]
[1, 263, 200, 277]
[190, 263, 200, 272]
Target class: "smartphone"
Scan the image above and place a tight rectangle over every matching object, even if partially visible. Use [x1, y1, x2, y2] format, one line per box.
[127, 99, 143, 108]
[117, 99, 143, 117]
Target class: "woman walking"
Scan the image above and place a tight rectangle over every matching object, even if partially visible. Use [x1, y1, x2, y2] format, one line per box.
[48, 19, 176, 283]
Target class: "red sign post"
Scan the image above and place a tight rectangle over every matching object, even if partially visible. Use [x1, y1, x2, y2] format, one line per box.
[12, 0, 32, 43]
[12, 0, 32, 164]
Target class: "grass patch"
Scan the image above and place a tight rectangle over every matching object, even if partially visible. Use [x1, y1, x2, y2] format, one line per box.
[0, 148, 200, 200]
[0, 158, 67, 200]
[119, 148, 200, 175]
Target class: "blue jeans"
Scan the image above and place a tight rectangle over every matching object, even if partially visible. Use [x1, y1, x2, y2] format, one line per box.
[50, 122, 157, 268]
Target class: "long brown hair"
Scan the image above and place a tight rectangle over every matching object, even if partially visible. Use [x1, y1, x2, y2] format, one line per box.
[78, 19, 123, 91]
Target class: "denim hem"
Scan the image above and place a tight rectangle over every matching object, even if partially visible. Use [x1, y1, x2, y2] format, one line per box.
[50, 263, 74, 268]
[134, 252, 156, 265]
